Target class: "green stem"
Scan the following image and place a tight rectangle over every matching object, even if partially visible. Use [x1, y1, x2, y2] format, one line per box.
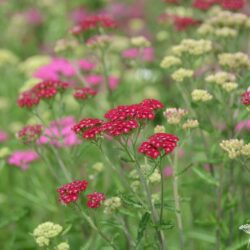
[159, 160, 164, 225]
[173, 149, 184, 250]
[76, 204, 118, 250]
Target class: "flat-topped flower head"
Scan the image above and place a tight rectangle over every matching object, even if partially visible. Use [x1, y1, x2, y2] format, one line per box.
[57, 180, 88, 205]
[87, 192, 105, 208]
[139, 133, 179, 159]
[73, 87, 97, 101]
[17, 80, 69, 108]
[18, 124, 43, 144]
[101, 120, 138, 137]
[241, 90, 250, 106]
[191, 89, 213, 102]
[220, 139, 244, 159]
[70, 15, 117, 36]
[72, 118, 103, 134]
[164, 108, 187, 124]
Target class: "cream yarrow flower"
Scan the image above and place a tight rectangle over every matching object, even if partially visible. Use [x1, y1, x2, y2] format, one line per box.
[56, 242, 70, 250]
[171, 68, 193, 82]
[160, 56, 181, 69]
[149, 169, 161, 183]
[241, 143, 250, 156]
[154, 125, 165, 133]
[172, 39, 212, 56]
[104, 197, 122, 214]
[33, 222, 63, 239]
[131, 36, 150, 47]
[35, 236, 50, 247]
[0, 49, 19, 67]
[221, 82, 238, 92]
[205, 71, 236, 85]
[191, 89, 213, 102]
[182, 119, 199, 129]
[92, 162, 104, 173]
[164, 108, 187, 124]
[214, 27, 237, 37]
[218, 52, 250, 69]
[220, 139, 244, 159]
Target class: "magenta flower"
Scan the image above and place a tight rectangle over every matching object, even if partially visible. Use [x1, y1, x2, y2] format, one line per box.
[34, 58, 76, 81]
[235, 120, 250, 132]
[8, 150, 39, 170]
[164, 166, 173, 177]
[0, 130, 8, 143]
[78, 59, 96, 71]
[122, 47, 154, 62]
[37, 116, 80, 147]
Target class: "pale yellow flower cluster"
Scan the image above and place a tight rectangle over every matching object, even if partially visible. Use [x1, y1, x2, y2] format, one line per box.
[104, 197, 122, 214]
[163, 108, 187, 124]
[92, 162, 104, 173]
[220, 139, 244, 159]
[0, 49, 19, 67]
[131, 36, 151, 47]
[160, 56, 181, 69]
[19, 55, 51, 76]
[241, 144, 250, 156]
[171, 68, 194, 82]
[205, 71, 238, 92]
[198, 10, 249, 36]
[218, 52, 250, 69]
[33, 222, 63, 247]
[191, 89, 213, 102]
[182, 119, 199, 130]
[154, 125, 166, 133]
[149, 169, 161, 183]
[172, 39, 212, 56]
[56, 242, 70, 250]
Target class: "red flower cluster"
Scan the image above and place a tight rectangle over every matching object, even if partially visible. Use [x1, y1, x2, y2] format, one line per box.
[174, 16, 201, 31]
[193, 0, 245, 10]
[241, 91, 250, 106]
[18, 124, 43, 144]
[71, 15, 117, 36]
[72, 118, 103, 134]
[73, 87, 97, 101]
[87, 192, 105, 208]
[72, 99, 164, 140]
[57, 180, 88, 204]
[158, 14, 201, 31]
[221, 0, 245, 10]
[104, 99, 164, 121]
[18, 80, 69, 108]
[138, 133, 179, 159]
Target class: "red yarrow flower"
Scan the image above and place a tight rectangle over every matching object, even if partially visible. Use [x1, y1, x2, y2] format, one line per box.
[220, 0, 245, 10]
[57, 180, 88, 205]
[18, 124, 43, 144]
[70, 15, 117, 36]
[72, 118, 103, 134]
[192, 0, 218, 10]
[73, 87, 97, 101]
[17, 80, 69, 108]
[241, 91, 250, 106]
[138, 133, 179, 159]
[87, 192, 105, 208]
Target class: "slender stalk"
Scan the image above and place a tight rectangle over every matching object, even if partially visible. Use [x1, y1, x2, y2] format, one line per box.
[119, 140, 167, 250]
[75, 204, 118, 250]
[99, 48, 113, 106]
[159, 161, 164, 225]
[216, 164, 224, 250]
[172, 149, 184, 250]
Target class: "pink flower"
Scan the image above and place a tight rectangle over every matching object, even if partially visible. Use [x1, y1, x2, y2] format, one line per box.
[164, 166, 173, 177]
[85, 75, 120, 89]
[34, 58, 76, 81]
[24, 8, 43, 26]
[122, 47, 154, 62]
[78, 59, 96, 71]
[8, 150, 39, 170]
[235, 120, 250, 132]
[0, 130, 8, 143]
[38, 116, 80, 147]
